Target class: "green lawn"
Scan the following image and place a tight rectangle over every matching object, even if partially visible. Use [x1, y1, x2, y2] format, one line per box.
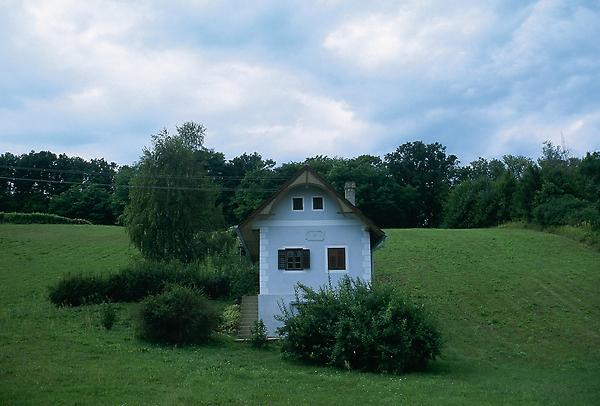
[1, 224, 599, 405]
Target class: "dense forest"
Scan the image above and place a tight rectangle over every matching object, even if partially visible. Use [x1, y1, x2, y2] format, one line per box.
[1, 139, 599, 231]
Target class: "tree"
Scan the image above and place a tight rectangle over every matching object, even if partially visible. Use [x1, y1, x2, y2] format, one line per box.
[111, 165, 136, 224]
[219, 152, 275, 225]
[232, 160, 285, 222]
[124, 122, 223, 262]
[49, 185, 114, 224]
[579, 152, 600, 205]
[385, 141, 458, 227]
[0, 152, 17, 212]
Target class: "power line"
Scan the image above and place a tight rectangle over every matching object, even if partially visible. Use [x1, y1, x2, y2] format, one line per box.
[0, 176, 280, 192]
[0, 164, 290, 181]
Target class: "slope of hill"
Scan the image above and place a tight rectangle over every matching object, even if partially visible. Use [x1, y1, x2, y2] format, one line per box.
[377, 228, 600, 403]
[0, 224, 598, 404]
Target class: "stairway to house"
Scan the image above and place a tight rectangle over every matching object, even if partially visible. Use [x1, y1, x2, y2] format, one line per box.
[238, 295, 258, 339]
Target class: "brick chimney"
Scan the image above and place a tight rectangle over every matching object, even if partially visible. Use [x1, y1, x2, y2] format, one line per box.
[344, 181, 356, 205]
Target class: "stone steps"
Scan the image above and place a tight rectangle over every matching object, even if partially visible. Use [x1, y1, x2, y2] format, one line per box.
[238, 295, 258, 339]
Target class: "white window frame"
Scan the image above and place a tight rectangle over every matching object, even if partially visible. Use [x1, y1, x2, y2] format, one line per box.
[291, 196, 304, 211]
[325, 245, 348, 273]
[312, 196, 324, 211]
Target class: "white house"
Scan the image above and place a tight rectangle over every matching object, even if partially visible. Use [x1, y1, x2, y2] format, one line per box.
[235, 165, 386, 336]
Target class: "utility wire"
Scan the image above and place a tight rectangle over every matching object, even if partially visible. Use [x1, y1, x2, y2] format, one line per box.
[0, 176, 280, 192]
[0, 164, 290, 181]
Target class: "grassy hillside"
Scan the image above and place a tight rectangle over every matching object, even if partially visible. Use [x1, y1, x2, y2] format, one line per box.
[1, 224, 599, 404]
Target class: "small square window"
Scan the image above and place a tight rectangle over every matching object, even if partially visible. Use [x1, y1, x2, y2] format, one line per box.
[292, 197, 303, 211]
[312, 196, 323, 210]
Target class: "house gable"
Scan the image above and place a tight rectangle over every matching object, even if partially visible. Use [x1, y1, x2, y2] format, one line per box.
[236, 165, 385, 263]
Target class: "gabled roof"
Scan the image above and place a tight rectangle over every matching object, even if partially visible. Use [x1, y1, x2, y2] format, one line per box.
[235, 165, 386, 262]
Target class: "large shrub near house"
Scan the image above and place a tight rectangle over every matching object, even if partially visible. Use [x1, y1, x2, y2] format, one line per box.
[277, 277, 442, 374]
[136, 285, 220, 345]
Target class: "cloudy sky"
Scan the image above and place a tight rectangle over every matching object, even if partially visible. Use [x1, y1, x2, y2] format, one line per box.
[1, 0, 599, 166]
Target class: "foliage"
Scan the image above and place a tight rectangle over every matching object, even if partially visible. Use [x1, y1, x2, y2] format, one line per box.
[444, 144, 600, 229]
[219, 304, 241, 335]
[48, 249, 258, 307]
[2, 138, 599, 231]
[249, 319, 269, 348]
[49, 185, 114, 224]
[100, 303, 117, 330]
[444, 178, 497, 228]
[136, 285, 220, 345]
[215, 152, 276, 224]
[48, 273, 107, 306]
[232, 162, 281, 222]
[277, 277, 442, 374]
[0, 151, 116, 214]
[111, 165, 136, 224]
[124, 122, 223, 262]
[533, 195, 600, 228]
[385, 141, 459, 227]
[0, 212, 91, 225]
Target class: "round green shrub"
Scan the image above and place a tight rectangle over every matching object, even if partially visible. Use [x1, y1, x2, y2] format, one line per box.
[136, 285, 220, 345]
[277, 277, 442, 374]
[100, 303, 117, 330]
[250, 319, 268, 348]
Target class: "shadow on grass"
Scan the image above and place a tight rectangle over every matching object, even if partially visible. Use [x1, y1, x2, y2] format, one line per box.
[274, 350, 465, 379]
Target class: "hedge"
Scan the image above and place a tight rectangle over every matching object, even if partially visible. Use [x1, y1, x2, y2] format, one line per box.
[0, 212, 91, 225]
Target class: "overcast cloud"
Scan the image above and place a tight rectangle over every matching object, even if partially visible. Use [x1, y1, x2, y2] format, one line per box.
[1, 0, 598, 165]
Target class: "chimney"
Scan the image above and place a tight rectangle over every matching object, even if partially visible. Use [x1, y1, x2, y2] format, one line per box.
[344, 181, 356, 205]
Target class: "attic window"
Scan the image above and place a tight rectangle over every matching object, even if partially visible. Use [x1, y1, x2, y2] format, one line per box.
[278, 248, 310, 270]
[292, 197, 304, 211]
[312, 196, 323, 211]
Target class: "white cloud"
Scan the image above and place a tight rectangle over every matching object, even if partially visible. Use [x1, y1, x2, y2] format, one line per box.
[485, 111, 600, 158]
[0, 0, 381, 163]
[223, 91, 377, 161]
[491, 0, 600, 77]
[322, 2, 493, 75]
[1, 0, 598, 165]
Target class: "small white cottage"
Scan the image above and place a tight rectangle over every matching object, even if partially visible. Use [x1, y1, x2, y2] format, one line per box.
[235, 165, 386, 336]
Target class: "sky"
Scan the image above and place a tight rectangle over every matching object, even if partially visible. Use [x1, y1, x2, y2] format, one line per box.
[1, 0, 599, 166]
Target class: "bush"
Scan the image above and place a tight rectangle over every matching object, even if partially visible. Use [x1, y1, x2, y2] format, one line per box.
[0, 212, 91, 225]
[277, 277, 442, 374]
[533, 195, 600, 229]
[48, 257, 258, 307]
[105, 260, 181, 302]
[219, 304, 241, 335]
[250, 319, 268, 348]
[136, 285, 220, 345]
[100, 303, 117, 330]
[48, 274, 107, 306]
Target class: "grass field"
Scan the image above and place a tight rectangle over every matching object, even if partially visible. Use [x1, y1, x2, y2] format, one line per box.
[1, 224, 599, 405]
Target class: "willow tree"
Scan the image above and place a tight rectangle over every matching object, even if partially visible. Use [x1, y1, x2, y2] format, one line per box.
[124, 122, 223, 262]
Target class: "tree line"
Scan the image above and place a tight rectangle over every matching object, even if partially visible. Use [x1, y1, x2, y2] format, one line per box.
[1, 123, 599, 231]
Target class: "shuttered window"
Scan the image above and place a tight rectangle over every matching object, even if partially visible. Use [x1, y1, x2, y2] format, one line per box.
[278, 248, 310, 270]
[327, 247, 346, 270]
